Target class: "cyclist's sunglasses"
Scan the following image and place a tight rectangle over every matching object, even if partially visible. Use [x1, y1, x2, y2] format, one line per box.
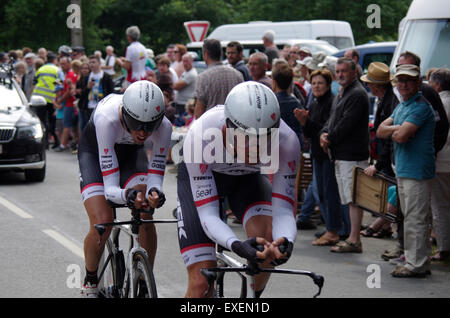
[122, 108, 164, 133]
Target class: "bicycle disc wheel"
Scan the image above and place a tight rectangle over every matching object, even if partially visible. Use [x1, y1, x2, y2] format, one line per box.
[131, 250, 157, 298]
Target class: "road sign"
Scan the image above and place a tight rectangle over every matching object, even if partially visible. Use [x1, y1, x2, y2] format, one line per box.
[184, 21, 210, 42]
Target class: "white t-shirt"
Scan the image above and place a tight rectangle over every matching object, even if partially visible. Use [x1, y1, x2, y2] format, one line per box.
[104, 54, 116, 76]
[175, 68, 198, 105]
[87, 71, 104, 109]
[125, 41, 147, 83]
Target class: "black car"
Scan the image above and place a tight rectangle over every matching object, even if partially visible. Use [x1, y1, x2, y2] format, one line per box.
[0, 66, 46, 182]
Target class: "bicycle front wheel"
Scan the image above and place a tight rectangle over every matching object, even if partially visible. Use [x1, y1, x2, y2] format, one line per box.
[130, 250, 158, 298]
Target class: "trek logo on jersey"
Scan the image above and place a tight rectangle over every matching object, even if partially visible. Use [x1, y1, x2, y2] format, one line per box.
[288, 160, 296, 173]
[104, 148, 109, 155]
[199, 164, 208, 175]
[160, 147, 165, 154]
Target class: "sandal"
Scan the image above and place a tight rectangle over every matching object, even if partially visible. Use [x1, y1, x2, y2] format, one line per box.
[373, 228, 393, 239]
[330, 240, 362, 253]
[312, 236, 339, 246]
[360, 227, 376, 237]
[430, 251, 450, 262]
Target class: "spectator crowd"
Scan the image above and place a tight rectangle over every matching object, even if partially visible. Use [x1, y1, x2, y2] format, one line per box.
[1, 24, 449, 279]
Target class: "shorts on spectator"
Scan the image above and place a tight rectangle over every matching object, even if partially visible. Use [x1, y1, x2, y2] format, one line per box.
[56, 119, 63, 134]
[63, 106, 77, 128]
[334, 160, 368, 205]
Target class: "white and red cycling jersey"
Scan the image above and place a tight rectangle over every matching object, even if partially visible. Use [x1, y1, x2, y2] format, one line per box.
[181, 105, 300, 250]
[80, 94, 171, 204]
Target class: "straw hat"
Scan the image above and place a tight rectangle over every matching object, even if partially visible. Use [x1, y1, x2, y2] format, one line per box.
[360, 62, 393, 84]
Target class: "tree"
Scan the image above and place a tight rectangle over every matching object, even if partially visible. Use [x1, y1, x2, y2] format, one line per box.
[0, 0, 413, 55]
[0, 0, 111, 54]
[229, 0, 412, 44]
[97, 0, 234, 56]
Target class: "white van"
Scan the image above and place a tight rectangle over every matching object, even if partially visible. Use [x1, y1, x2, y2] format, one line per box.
[206, 20, 355, 50]
[391, 0, 450, 76]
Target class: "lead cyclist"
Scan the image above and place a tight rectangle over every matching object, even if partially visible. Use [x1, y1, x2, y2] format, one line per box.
[177, 81, 300, 297]
[78, 81, 172, 298]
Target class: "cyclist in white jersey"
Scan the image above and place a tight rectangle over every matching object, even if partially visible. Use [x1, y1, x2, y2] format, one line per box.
[78, 81, 171, 297]
[177, 81, 300, 297]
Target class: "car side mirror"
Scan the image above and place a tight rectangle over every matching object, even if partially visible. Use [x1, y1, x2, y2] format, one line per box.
[29, 95, 47, 107]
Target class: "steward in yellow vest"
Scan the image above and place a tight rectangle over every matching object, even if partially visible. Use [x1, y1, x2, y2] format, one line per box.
[33, 59, 59, 104]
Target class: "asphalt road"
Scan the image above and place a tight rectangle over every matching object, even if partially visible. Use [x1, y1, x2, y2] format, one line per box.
[0, 150, 449, 298]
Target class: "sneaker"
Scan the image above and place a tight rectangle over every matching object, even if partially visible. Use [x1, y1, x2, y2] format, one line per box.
[54, 145, 67, 152]
[389, 254, 406, 265]
[81, 282, 99, 298]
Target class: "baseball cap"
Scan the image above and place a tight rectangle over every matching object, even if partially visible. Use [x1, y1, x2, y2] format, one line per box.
[395, 64, 420, 78]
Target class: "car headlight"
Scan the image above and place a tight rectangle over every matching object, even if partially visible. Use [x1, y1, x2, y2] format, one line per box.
[16, 123, 44, 140]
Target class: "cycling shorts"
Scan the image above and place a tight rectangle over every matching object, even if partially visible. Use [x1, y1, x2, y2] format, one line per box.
[176, 162, 272, 268]
[78, 121, 148, 202]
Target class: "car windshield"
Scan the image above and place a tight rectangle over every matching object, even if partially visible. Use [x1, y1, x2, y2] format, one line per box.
[392, 19, 450, 76]
[317, 36, 353, 50]
[0, 84, 24, 110]
[299, 42, 339, 55]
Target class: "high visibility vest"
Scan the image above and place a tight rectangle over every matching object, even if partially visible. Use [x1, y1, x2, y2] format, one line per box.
[32, 64, 59, 104]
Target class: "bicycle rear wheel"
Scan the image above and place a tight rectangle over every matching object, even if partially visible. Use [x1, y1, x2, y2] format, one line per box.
[130, 250, 158, 298]
[99, 239, 124, 298]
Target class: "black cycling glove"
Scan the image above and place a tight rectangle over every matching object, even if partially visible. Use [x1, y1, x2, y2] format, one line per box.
[125, 188, 142, 210]
[271, 237, 293, 266]
[231, 238, 263, 263]
[148, 187, 166, 209]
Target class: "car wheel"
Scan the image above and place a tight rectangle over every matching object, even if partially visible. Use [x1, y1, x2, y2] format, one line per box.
[25, 165, 46, 182]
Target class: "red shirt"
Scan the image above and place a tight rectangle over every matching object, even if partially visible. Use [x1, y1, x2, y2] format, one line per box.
[63, 70, 78, 107]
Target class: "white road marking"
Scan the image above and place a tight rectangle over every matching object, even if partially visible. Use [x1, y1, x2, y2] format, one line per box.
[42, 229, 85, 259]
[0, 196, 33, 219]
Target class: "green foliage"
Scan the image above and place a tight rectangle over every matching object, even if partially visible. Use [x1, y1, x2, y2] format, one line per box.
[0, 0, 412, 55]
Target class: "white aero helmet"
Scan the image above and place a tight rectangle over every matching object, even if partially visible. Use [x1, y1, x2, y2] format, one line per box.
[122, 80, 165, 132]
[224, 81, 280, 134]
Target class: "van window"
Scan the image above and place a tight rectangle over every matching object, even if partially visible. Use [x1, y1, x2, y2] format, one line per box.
[393, 19, 450, 75]
[317, 36, 353, 50]
[362, 53, 394, 73]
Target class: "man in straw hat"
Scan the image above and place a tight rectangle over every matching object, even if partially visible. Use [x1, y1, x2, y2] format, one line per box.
[361, 62, 398, 177]
[377, 64, 436, 278]
[359, 62, 399, 239]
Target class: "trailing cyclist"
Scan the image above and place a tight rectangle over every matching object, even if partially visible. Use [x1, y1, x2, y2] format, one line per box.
[177, 81, 300, 297]
[78, 80, 171, 297]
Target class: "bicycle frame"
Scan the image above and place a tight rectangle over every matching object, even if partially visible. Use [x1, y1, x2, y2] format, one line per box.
[96, 205, 177, 298]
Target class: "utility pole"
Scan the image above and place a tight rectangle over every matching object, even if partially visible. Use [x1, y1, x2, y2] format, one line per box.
[68, 0, 83, 47]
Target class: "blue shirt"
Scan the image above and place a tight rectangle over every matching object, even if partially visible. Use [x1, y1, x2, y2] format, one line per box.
[391, 92, 435, 180]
